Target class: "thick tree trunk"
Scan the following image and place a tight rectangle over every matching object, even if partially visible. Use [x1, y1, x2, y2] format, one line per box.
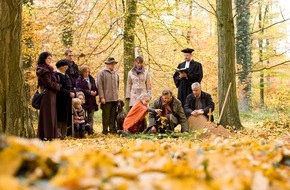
[235, 0, 252, 111]
[0, 0, 35, 137]
[216, 0, 243, 129]
[123, 0, 137, 111]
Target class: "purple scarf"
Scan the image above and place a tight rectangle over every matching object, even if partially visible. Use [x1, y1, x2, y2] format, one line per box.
[134, 66, 144, 75]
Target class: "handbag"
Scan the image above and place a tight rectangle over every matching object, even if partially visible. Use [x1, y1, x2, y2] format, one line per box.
[31, 87, 45, 109]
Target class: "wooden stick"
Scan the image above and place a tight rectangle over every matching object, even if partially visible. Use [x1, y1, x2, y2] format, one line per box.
[217, 82, 232, 125]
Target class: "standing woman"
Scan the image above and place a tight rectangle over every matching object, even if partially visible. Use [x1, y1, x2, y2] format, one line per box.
[126, 56, 152, 108]
[76, 65, 98, 130]
[55, 60, 75, 139]
[36, 52, 61, 141]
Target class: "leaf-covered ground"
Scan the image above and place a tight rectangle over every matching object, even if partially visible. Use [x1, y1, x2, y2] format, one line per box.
[0, 118, 289, 190]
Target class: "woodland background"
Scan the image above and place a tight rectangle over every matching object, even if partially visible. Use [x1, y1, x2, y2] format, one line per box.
[0, 0, 289, 189]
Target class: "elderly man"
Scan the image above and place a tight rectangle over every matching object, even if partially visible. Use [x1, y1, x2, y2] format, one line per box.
[184, 82, 215, 121]
[147, 89, 188, 133]
[173, 48, 203, 107]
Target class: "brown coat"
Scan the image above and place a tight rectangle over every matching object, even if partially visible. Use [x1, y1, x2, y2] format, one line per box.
[126, 68, 151, 107]
[96, 67, 119, 102]
[36, 64, 61, 139]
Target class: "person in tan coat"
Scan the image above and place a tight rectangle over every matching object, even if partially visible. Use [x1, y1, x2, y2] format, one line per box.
[96, 57, 119, 134]
[126, 56, 151, 107]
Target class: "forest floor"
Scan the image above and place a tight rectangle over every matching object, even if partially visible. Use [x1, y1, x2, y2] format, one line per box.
[0, 110, 289, 190]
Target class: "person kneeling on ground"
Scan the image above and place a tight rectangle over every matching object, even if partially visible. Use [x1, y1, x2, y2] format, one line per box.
[184, 82, 215, 121]
[146, 89, 189, 134]
[119, 93, 162, 135]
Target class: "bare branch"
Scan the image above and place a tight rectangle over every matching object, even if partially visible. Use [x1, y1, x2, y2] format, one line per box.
[236, 60, 290, 74]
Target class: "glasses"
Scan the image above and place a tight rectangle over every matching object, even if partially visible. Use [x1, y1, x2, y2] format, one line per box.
[68, 55, 74, 57]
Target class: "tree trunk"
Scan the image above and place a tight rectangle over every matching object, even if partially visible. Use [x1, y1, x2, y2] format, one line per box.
[258, 1, 264, 107]
[235, 0, 252, 111]
[123, 0, 137, 112]
[0, 0, 35, 137]
[216, 0, 243, 129]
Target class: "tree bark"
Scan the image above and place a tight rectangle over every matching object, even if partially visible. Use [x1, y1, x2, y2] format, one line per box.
[216, 0, 243, 129]
[123, 0, 137, 112]
[0, 0, 35, 137]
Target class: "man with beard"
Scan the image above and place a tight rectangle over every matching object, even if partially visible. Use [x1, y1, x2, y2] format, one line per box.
[147, 89, 188, 133]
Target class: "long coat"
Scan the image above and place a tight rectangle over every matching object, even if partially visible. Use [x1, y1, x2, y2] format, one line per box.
[184, 91, 215, 121]
[36, 64, 61, 139]
[55, 72, 73, 126]
[126, 67, 151, 107]
[173, 60, 203, 107]
[76, 75, 98, 112]
[148, 96, 188, 132]
[96, 67, 119, 102]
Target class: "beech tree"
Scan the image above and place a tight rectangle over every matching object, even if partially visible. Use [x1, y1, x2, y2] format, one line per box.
[216, 0, 243, 129]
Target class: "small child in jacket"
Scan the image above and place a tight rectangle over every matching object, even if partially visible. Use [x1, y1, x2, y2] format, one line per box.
[76, 92, 94, 135]
[72, 98, 86, 138]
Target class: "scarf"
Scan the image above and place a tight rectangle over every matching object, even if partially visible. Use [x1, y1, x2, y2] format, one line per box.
[134, 66, 144, 75]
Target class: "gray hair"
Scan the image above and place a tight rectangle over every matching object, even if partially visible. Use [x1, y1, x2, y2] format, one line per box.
[138, 93, 151, 101]
[191, 82, 201, 89]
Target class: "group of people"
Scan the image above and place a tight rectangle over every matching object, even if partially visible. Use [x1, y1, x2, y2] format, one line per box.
[35, 47, 215, 140]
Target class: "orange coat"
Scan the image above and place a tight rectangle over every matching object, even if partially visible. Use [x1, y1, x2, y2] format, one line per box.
[123, 101, 148, 131]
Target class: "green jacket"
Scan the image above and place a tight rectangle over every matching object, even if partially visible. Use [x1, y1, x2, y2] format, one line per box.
[148, 96, 188, 132]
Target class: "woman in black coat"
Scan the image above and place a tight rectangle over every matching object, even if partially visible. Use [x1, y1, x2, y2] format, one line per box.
[36, 52, 61, 141]
[55, 59, 75, 139]
[76, 65, 98, 130]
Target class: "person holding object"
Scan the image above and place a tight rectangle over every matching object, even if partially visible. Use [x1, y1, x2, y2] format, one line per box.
[76, 65, 98, 130]
[36, 52, 61, 141]
[97, 57, 119, 135]
[120, 93, 162, 134]
[55, 59, 75, 139]
[173, 48, 203, 107]
[147, 89, 188, 133]
[126, 56, 152, 108]
[184, 82, 215, 121]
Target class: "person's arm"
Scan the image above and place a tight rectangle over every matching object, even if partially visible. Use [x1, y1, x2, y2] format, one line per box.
[39, 72, 61, 91]
[173, 63, 182, 88]
[187, 62, 203, 83]
[176, 100, 188, 132]
[125, 72, 132, 99]
[148, 100, 158, 127]
[96, 72, 104, 99]
[203, 94, 215, 115]
[145, 71, 152, 96]
[184, 95, 194, 117]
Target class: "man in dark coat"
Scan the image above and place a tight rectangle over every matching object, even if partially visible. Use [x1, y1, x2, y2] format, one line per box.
[184, 82, 214, 121]
[65, 49, 79, 88]
[147, 89, 188, 133]
[173, 48, 203, 107]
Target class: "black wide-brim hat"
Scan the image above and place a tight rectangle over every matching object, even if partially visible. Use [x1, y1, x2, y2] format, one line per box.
[56, 59, 69, 68]
[105, 57, 118, 64]
[181, 48, 194, 53]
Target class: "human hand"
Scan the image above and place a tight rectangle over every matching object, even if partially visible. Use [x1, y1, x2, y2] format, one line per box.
[197, 109, 204, 115]
[155, 109, 162, 115]
[91, 91, 96, 96]
[191, 110, 199, 116]
[70, 92, 75, 98]
[101, 97, 106, 104]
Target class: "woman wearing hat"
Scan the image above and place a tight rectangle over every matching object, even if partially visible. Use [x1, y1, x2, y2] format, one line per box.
[76, 65, 98, 131]
[96, 57, 119, 135]
[55, 59, 75, 139]
[36, 52, 61, 141]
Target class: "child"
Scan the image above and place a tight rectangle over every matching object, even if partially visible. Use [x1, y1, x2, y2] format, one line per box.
[72, 98, 86, 138]
[76, 92, 94, 135]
